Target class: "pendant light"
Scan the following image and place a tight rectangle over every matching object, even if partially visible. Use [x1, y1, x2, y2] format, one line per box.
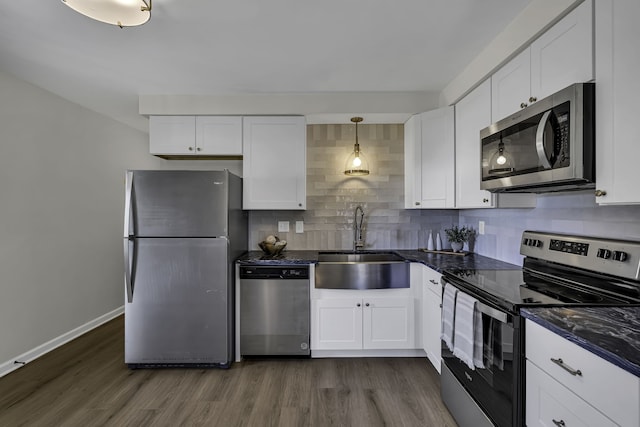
[61, 0, 152, 28]
[488, 135, 515, 175]
[344, 117, 370, 176]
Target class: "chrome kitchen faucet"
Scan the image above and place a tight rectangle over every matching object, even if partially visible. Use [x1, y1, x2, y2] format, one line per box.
[354, 205, 365, 251]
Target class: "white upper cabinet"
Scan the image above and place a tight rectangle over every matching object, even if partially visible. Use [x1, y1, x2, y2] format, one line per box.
[455, 80, 496, 208]
[530, 0, 593, 101]
[595, 0, 640, 205]
[149, 116, 243, 157]
[491, 0, 594, 123]
[195, 116, 243, 156]
[491, 49, 532, 123]
[149, 116, 197, 155]
[404, 107, 455, 209]
[242, 116, 307, 210]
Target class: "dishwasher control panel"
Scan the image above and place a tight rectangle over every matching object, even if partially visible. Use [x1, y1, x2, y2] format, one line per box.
[239, 265, 309, 280]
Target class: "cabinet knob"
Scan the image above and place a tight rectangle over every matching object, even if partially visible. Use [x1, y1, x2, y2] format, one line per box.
[356, 303, 361, 307]
[365, 302, 370, 307]
[552, 420, 565, 427]
[196, 147, 202, 152]
[520, 102, 528, 109]
[482, 198, 489, 203]
[415, 202, 420, 206]
[188, 146, 194, 151]
[429, 279, 438, 284]
[595, 189, 607, 197]
[529, 96, 537, 103]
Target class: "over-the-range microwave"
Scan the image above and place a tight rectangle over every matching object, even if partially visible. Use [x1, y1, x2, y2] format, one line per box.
[480, 82, 595, 193]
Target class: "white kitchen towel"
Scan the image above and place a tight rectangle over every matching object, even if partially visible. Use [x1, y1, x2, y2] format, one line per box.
[453, 292, 485, 370]
[441, 283, 458, 351]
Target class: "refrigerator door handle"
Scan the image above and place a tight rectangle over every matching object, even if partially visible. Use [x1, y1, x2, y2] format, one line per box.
[124, 171, 133, 238]
[124, 238, 134, 303]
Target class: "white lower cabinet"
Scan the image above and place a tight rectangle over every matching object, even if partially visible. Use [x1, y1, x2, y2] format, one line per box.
[526, 361, 616, 427]
[422, 266, 442, 373]
[312, 296, 414, 351]
[526, 320, 640, 427]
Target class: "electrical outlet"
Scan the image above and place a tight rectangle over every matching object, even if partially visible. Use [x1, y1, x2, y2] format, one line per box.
[479, 221, 485, 235]
[295, 221, 304, 233]
[278, 221, 290, 233]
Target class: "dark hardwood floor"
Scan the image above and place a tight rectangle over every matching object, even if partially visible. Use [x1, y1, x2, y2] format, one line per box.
[0, 316, 457, 426]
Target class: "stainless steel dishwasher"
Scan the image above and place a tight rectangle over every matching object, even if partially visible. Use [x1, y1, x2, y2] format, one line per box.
[239, 265, 310, 356]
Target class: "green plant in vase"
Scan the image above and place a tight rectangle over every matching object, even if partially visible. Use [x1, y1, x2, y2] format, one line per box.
[444, 225, 474, 252]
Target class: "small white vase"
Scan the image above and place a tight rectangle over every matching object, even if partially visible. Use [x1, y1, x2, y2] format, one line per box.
[436, 233, 442, 251]
[451, 241, 464, 252]
[427, 230, 434, 250]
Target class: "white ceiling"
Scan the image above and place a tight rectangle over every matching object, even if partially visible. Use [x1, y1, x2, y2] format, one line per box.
[0, 0, 531, 131]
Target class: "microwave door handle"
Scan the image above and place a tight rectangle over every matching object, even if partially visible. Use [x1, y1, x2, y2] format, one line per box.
[535, 110, 553, 170]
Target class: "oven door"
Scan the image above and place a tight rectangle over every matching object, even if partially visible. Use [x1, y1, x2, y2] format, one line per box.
[440, 279, 523, 427]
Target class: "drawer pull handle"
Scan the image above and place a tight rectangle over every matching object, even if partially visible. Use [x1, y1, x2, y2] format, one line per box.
[551, 357, 582, 376]
[429, 279, 438, 284]
[552, 419, 565, 427]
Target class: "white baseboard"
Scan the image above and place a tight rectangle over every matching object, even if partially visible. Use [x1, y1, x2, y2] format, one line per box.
[0, 306, 124, 378]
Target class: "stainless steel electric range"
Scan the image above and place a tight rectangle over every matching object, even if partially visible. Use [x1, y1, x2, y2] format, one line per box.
[440, 231, 640, 427]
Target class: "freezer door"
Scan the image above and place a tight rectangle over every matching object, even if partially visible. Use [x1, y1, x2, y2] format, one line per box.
[125, 237, 231, 366]
[127, 170, 229, 237]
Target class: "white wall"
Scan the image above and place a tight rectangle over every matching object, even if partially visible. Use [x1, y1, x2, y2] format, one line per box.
[0, 70, 162, 373]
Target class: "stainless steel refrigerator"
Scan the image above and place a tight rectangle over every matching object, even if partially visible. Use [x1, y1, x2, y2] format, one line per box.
[123, 170, 247, 368]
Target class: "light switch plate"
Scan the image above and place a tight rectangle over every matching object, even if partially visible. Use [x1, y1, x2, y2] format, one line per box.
[295, 221, 304, 233]
[278, 221, 290, 233]
[479, 221, 485, 235]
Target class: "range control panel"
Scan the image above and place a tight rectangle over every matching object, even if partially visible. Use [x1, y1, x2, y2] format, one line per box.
[520, 231, 640, 281]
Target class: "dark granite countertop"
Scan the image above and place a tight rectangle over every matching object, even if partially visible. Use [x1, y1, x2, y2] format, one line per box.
[235, 249, 520, 272]
[522, 307, 640, 378]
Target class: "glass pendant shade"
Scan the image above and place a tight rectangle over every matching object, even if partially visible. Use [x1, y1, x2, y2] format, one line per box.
[344, 117, 370, 176]
[61, 0, 152, 27]
[488, 140, 515, 174]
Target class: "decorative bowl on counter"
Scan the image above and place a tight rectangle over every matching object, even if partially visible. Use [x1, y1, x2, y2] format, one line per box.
[258, 235, 287, 255]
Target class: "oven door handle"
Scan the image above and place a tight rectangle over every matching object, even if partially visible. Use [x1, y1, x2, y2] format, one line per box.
[476, 300, 508, 323]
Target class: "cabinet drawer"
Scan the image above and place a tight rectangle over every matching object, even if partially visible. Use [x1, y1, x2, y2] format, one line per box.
[422, 266, 442, 297]
[526, 320, 640, 426]
[526, 361, 616, 427]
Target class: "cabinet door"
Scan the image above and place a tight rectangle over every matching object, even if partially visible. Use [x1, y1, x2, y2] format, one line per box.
[195, 116, 242, 156]
[403, 114, 421, 209]
[311, 298, 362, 350]
[422, 267, 442, 373]
[530, 0, 594, 102]
[243, 116, 306, 210]
[595, 0, 640, 205]
[363, 297, 414, 349]
[149, 116, 196, 155]
[421, 107, 455, 208]
[526, 361, 617, 427]
[404, 108, 455, 209]
[455, 80, 495, 208]
[491, 49, 532, 123]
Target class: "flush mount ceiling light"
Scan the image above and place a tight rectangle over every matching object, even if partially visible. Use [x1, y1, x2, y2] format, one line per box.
[344, 117, 370, 176]
[61, 0, 152, 28]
